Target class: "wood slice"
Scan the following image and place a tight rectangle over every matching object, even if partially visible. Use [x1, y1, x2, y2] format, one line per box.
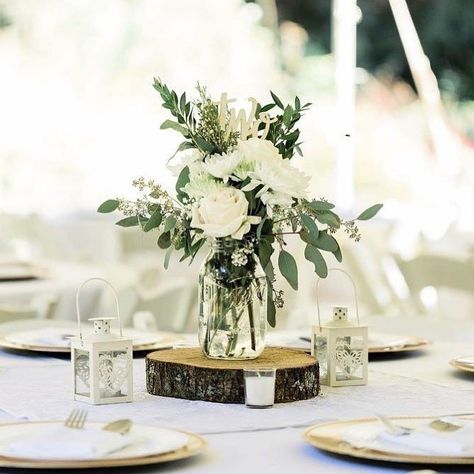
[146, 347, 320, 404]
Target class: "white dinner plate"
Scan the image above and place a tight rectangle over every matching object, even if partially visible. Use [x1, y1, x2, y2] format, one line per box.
[0, 262, 43, 282]
[368, 333, 431, 354]
[0, 319, 182, 353]
[450, 355, 474, 373]
[304, 416, 474, 465]
[0, 421, 206, 468]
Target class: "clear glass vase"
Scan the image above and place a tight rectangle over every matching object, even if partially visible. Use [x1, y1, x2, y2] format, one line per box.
[198, 238, 267, 360]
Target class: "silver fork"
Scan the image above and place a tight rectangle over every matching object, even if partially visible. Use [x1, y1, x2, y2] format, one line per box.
[376, 414, 413, 436]
[64, 408, 88, 429]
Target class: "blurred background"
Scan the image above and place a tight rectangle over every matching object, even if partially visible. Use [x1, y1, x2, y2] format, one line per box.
[0, 0, 473, 332]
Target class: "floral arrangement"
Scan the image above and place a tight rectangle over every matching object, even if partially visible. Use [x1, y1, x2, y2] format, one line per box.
[98, 79, 382, 330]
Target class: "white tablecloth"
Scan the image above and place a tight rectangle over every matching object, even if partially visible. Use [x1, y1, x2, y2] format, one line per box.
[0, 316, 473, 473]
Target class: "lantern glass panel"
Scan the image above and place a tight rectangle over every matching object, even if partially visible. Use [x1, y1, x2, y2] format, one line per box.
[98, 350, 129, 398]
[314, 334, 328, 383]
[74, 349, 90, 396]
[334, 335, 364, 382]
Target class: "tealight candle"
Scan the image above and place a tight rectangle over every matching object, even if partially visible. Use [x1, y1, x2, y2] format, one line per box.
[243, 368, 276, 408]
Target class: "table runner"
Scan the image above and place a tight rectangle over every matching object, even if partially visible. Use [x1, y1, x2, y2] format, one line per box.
[0, 359, 473, 435]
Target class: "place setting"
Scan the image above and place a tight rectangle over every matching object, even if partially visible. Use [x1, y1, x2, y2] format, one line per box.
[0, 279, 183, 355]
[304, 414, 474, 465]
[0, 260, 45, 283]
[450, 355, 474, 374]
[0, 408, 206, 469]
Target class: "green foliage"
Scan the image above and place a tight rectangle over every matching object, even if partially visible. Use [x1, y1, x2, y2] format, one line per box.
[304, 244, 328, 278]
[278, 249, 298, 290]
[143, 207, 162, 232]
[97, 199, 119, 213]
[357, 204, 383, 221]
[115, 216, 140, 227]
[258, 91, 311, 160]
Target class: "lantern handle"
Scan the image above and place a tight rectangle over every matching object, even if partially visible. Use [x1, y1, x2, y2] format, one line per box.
[75, 277, 122, 341]
[315, 268, 359, 330]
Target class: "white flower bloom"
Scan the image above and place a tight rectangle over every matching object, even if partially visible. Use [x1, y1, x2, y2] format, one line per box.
[202, 150, 243, 183]
[191, 188, 260, 240]
[237, 137, 280, 164]
[167, 148, 204, 177]
[242, 160, 310, 216]
[182, 173, 226, 199]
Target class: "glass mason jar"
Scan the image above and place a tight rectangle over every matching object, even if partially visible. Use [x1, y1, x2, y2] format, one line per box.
[198, 237, 267, 360]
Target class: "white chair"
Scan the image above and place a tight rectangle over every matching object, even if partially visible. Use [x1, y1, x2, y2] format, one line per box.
[134, 280, 198, 333]
[395, 254, 474, 315]
[0, 306, 38, 323]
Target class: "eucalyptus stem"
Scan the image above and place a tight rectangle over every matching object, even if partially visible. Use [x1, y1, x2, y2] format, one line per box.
[247, 301, 256, 351]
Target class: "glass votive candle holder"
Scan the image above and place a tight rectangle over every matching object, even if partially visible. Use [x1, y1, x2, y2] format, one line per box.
[243, 368, 276, 409]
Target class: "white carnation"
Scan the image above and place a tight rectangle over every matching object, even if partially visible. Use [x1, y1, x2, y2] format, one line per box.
[182, 173, 226, 199]
[202, 150, 243, 183]
[234, 137, 281, 181]
[237, 137, 280, 164]
[167, 148, 204, 177]
[242, 160, 310, 216]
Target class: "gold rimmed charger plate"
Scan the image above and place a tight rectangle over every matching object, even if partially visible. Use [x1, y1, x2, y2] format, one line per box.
[450, 356, 474, 373]
[0, 421, 207, 469]
[369, 337, 431, 354]
[0, 320, 183, 354]
[304, 416, 474, 465]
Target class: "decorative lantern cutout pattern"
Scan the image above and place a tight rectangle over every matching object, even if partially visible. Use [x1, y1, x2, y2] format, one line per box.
[311, 269, 368, 387]
[71, 278, 133, 404]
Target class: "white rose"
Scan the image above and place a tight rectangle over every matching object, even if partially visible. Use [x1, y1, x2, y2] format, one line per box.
[191, 188, 261, 240]
[237, 137, 280, 164]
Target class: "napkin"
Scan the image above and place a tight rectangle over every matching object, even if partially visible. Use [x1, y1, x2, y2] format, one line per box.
[5, 426, 134, 459]
[342, 421, 474, 457]
[378, 425, 474, 456]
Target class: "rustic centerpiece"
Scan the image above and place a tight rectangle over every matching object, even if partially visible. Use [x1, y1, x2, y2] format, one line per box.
[98, 79, 382, 361]
[146, 347, 319, 403]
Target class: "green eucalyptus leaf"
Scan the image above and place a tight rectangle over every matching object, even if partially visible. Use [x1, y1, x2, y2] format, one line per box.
[316, 211, 341, 228]
[301, 214, 319, 241]
[256, 218, 267, 239]
[267, 285, 276, 328]
[160, 119, 188, 136]
[115, 216, 139, 227]
[332, 244, 343, 262]
[304, 244, 328, 278]
[278, 250, 298, 290]
[157, 231, 171, 249]
[176, 166, 190, 196]
[97, 199, 119, 213]
[143, 207, 162, 232]
[307, 200, 335, 211]
[194, 136, 214, 153]
[313, 230, 339, 252]
[264, 260, 275, 280]
[357, 203, 383, 221]
[164, 216, 177, 232]
[258, 239, 273, 269]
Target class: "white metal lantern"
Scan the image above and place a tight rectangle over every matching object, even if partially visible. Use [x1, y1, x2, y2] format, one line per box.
[71, 278, 133, 405]
[311, 269, 368, 387]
